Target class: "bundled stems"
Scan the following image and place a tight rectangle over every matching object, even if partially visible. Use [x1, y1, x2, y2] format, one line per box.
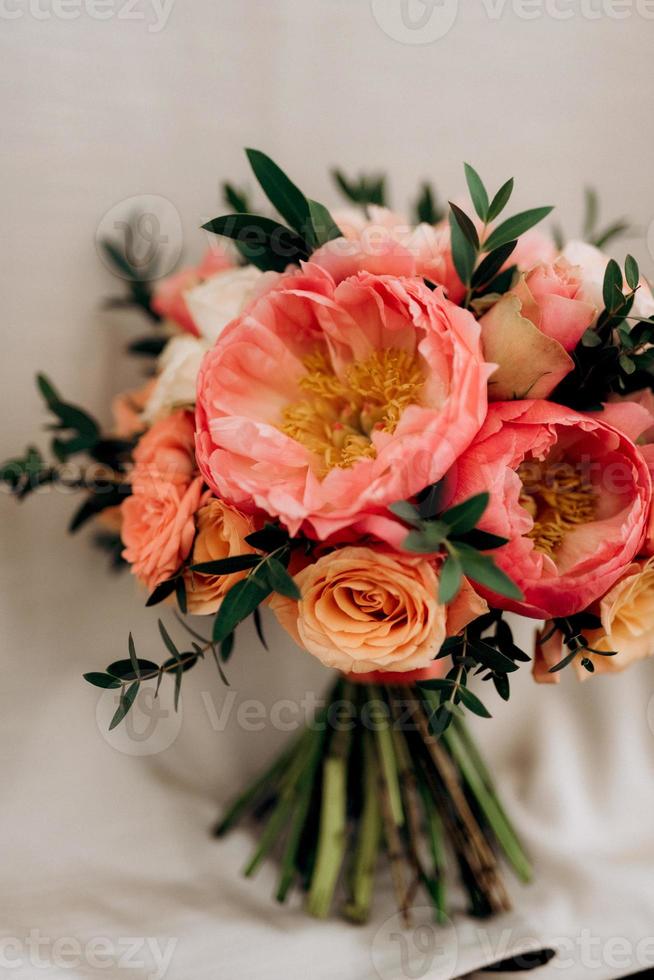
[214, 679, 531, 923]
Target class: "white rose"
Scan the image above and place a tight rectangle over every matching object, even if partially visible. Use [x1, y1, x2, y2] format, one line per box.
[143, 334, 208, 423]
[184, 266, 264, 343]
[562, 240, 654, 321]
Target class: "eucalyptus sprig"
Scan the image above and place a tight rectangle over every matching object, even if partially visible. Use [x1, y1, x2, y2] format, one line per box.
[554, 254, 654, 409]
[390, 487, 523, 605]
[542, 613, 617, 675]
[0, 375, 133, 531]
[203, 149, 343, 272]
[447, 163, 553, 306]
[331, 169, 387, 209]
[418, 611, 531, 735]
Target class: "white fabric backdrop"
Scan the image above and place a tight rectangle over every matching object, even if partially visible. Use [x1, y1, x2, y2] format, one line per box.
[2, 2, 654, 978]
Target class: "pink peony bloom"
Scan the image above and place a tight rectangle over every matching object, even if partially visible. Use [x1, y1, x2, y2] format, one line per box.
[121, 476, 205, 591]
[151, 247, 234, 335]
[132, 409, 196, 485]
[446, 400, 651, 619]
[313, 209, 465, 302]
[195, 265, 493, 542]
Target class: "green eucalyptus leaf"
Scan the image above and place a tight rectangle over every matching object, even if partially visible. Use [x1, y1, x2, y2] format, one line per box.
[602, 259, 623, 311]
[486, 178, 514, 222]
[464, 163, 489, 222]
[262, 557, 301, 600]
[449, 201, 480, 249]
[483, 206, 553, 252]
[245, 148, 310, 235]
[191, 554, 261, 575]
[457, 685, 492, 718]
[439, 556, 463, 604]
[83, 672, 121, 690]
[440, 492, 489, 536]
[307, 199, 342, 248]
[456, 544, 523, 600]
[625, 254, 639, 291]
[212, 576, 272, 645]
[109, 680, 140, 730]
[448, 210, 476, 286]
[145, 577, 178, 607]
[201, 214, 308, 273]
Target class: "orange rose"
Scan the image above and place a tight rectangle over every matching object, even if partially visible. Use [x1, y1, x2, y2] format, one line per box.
[270, 546, 446, 674]
[534, 557, 654, 683]
[132, 409, 196, 485]
[184, 499, 256, 615]
[121, 476, 204, 591]
[111, 379, 156, 438]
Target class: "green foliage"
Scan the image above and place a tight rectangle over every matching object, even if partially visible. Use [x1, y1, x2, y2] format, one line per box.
[413, 181, 444, 225]
[204, 150, 343, 271]
[554, 253, 654, 409]
[100, 215, 162, 325]
[419, 611, 530, 734]
[543, 613, 617, 675]
[392, 487, 520, 605]
[446, 165, 552, 300]
[331, 169, 386, 209]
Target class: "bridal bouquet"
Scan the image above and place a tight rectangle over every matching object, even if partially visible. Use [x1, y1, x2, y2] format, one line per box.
[5, 150, 654, 926]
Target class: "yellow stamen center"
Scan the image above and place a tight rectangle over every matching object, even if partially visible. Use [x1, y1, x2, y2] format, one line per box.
[518, 458, 597, 559]
[280, 348, 424, 474]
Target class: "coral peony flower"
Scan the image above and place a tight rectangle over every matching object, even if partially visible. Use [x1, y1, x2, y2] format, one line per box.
[534, 557, 654, 682]
[143, 335, 209, 423]
[195, 266, 493, 542]
[121, 476, 204, 591]
[270, 547, 446, 674]
[447, 400, 651, 619]
[313, 209, 464, 302]
[184, 499, 256, 615]
[151, 247, 235, 335]
[480, 259, 596, 400]
[132, 409, 196, 485]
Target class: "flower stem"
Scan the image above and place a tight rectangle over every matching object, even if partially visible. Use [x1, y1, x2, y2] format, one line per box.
[343, 729, 382, 924]
[443, 722, 532, 884]
[306, 684, 353, 918]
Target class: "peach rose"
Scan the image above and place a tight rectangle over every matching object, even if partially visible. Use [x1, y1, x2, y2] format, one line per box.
[151, 247, 234, 335]
[184, 499, 256, 615]
[195, 264, 493, 543]
[351, 576, 488, 685]
[534, 557, 654, 682]
[132, 409, 196, 485]
[480, 259, 596, 400]
[270, 546, 446, 674]
[121, 476, 204, 591]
